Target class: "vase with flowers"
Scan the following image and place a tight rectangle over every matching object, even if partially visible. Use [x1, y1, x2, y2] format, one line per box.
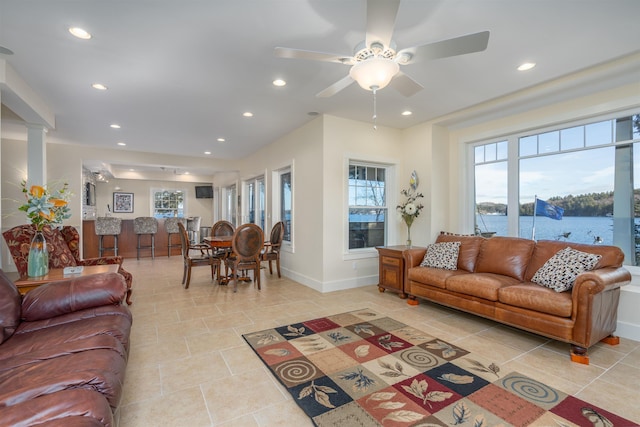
[396, 187, 424, 247]
[18, 180, 71, 277]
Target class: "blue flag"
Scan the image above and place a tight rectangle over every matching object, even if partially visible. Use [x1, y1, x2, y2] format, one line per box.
[535, 198, 564, 220]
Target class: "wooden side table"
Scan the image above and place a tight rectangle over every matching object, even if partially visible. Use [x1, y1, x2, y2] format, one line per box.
[14, 264, 120, 295]
[376, 245, 424, 299]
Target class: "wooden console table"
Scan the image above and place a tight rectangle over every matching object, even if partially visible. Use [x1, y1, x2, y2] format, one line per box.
[376, 245, 424, 299]
[14, 264, 120, 295]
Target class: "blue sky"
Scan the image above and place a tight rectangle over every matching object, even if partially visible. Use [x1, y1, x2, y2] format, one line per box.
[476, 143, 639, 204]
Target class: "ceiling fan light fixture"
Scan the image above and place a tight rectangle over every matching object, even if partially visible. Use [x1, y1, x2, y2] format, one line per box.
[349, 57, 399, 91]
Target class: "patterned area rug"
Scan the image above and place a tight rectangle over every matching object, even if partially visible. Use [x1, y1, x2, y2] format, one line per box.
[243, 308, 637, 427]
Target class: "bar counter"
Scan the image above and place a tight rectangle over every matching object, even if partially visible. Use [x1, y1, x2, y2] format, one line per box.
[83, 219, 182, 259]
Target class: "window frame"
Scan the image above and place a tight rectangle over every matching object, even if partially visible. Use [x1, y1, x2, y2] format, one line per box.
[150, 187, 186, 218]
[345, 159, 395, 256]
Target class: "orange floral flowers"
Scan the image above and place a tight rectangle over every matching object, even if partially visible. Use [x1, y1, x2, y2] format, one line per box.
[19, 180, 71, 230]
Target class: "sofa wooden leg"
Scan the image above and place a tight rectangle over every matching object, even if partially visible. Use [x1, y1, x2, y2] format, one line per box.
[601, 335, 620, 346]
[407, 296, 419, 306]
[570, 345, 589, 365]
[378, 286, 385, 293]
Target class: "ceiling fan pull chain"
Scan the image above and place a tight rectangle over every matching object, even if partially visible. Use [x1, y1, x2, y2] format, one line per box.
[372, 86, 378, 130]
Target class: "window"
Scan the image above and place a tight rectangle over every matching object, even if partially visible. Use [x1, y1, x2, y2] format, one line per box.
[152, 189, 185, 218]
[280, 170, 292, 242]
[224, 184, 237, 225]
[348, 162, 387, 249]
[471, 112, 639, 265]
[244, 176, 265, 229]
[474, 141, 508, 237]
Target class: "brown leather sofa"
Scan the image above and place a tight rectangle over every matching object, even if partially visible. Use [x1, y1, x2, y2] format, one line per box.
[404, 233, 631, 364]
[0, 269, 132, 426]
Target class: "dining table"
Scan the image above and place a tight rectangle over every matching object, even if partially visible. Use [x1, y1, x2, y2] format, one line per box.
[202, 235, 249, 285]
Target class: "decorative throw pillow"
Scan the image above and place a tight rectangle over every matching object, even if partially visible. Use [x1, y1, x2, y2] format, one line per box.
[420, 241, 461, 270]
[531, 247, 602, 292]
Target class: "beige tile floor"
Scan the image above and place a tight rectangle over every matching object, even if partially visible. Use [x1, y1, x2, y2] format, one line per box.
[117, 257, 640, 426]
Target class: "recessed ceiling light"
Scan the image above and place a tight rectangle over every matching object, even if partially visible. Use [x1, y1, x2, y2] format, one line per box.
[129, 168, 135, 171]
[243, 112, 253, 117]
[273, 79, 286, 87]
[117, 142, 126, 146]
[69, 27, 92, 40]
[204, 151, 212, 155]
[401, 110, 412, 116]
[217, 138, 225, 142]
[110, 124, 121, 129]
[517, 62, 536, 71]
[184, 172, 190, 175]
[92, 83, 107, 90]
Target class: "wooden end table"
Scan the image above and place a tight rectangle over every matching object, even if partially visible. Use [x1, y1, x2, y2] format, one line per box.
[14, 264, 120, 295]
[376, 245, 425, 299]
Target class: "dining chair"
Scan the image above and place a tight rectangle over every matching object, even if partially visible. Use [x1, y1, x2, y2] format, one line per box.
[261, 221, 284, 278]
[210, 220, 236, 273]
[226, 223, 264, 292]
[211, 220, 235, 237]
[178, 222, 218, 289]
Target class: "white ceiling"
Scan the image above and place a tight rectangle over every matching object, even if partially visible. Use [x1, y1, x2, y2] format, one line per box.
[1, 0, 639, 174]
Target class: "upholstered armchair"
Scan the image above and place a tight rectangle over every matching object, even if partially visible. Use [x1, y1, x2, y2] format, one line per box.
[3, 224, 133, 304]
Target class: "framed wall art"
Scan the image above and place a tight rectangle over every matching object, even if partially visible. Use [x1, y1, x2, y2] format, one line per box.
[113, 192, 134, 213]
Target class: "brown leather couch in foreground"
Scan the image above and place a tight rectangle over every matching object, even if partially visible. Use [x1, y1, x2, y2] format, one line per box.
[404, 233, 631, 364]
[0, 269, 132, 426]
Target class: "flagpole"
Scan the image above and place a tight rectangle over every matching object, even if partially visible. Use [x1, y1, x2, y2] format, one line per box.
[532, 195, 538, 240]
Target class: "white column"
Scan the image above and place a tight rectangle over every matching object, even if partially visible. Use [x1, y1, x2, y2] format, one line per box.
[26, 123, 47, 186]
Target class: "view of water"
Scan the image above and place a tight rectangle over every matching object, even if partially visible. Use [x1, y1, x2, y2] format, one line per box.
[476, 215, 640, 246]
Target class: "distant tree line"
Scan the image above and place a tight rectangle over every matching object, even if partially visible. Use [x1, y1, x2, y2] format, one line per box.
[477, 189, 640, 217]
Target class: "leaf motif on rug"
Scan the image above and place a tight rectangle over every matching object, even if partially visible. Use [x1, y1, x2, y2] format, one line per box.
[377, 334, 406, 351]
[264, 348, 290, 356]
[338, 368, 376, 392]
[247, 332, 280, 346]
[298, 380, 338, 409]
[354, 324, 375, 336]
[354, 344, 370, 358]
[465, 358, 501, 378]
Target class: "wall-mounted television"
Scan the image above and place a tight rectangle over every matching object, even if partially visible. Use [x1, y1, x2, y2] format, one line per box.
[85, 182, 96, 206]
[195, 185, 213, 199]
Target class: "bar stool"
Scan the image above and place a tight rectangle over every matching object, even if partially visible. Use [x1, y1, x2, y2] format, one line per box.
[95, 217, 122, 257]
[186, 216, 201, 244]
[165, 217, 186, 257]
[134, 217, 158, 259]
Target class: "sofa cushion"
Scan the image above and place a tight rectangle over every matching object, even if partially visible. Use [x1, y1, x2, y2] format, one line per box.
[0, 270, 21, 344]
[407, 267, 469, 290]
[446, 273, 521, 301]
[435, 233, 485, 272]
[498, 282, 573, 317]
[21, 273, 127, 322]
[420, 242, 461, 270]
[474, 237, 535, 280]
[524, 240, 624, 281]
[531, 247, 602, 292]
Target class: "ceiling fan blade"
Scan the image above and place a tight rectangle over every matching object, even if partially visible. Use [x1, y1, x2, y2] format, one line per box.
[398, 31, 490, 64]
[274, 47, 353, 64]
[316, 75, 355, 98]
[365, 0, 400, 49]
[389, 72, 423, 97]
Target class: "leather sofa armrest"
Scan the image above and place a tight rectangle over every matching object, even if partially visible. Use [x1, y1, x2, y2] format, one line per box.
[404, 248, 428, 268]
[78, 256, 123, 267]
[572, 267, 631, 295]
[21, 272, 127, 321]
[571, 266, 630, 347]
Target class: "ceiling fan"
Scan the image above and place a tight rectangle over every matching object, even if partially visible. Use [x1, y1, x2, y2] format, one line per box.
[275, 0, 489, 98]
